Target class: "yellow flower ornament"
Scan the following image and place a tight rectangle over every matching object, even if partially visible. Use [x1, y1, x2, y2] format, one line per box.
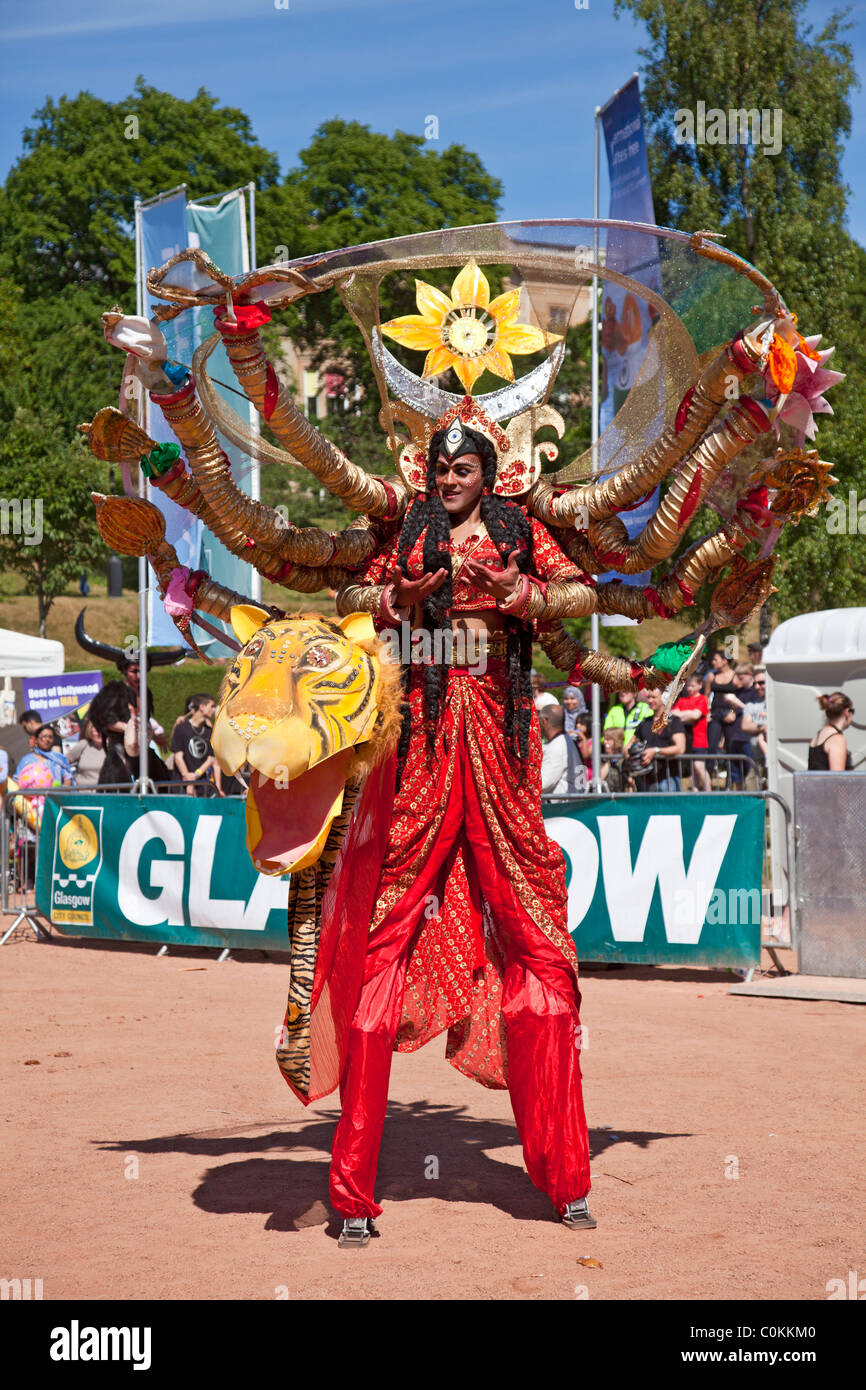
[381, 259, 562, 394]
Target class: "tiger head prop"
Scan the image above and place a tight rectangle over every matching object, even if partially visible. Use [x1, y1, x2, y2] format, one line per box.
[212, 607, 402, 876]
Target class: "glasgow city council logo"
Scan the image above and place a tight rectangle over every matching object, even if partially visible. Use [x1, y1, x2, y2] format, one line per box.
[50, 807, 104, 925]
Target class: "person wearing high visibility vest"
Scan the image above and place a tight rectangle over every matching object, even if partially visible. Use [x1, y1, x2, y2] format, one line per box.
[603, 689, 651, 747]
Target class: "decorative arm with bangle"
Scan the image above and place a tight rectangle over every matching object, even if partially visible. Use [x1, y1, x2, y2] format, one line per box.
[496, 574, 598, 621]
[335, 580, 408, 627]
[337, 573, 603, 625]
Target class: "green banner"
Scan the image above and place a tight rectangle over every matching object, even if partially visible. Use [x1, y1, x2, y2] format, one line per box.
[36, 795, 289, 951]
[543, 794, 763, 965]
[35, 793, 763, 965]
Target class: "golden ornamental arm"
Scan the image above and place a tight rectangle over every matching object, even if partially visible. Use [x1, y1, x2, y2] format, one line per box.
[583, 397, 771, 575]
[150, 375, 378, 572]
[535, 623, 669, 694]
[528, 330, 765, 527]
[334, 583, 386, 618]
[212, 318, 408, 519]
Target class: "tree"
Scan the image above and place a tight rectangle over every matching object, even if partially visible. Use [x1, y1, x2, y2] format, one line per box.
[0, 80, 282, 457]
[0, 79, 280, 301]
[255, 119, 504, 492]
[0, 411, 110, 636]
[257, 120, 501, 258]
[615, 0, 864, 619]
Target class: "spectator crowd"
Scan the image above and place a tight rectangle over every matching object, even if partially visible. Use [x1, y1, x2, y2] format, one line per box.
[2, 667, 243, 804]
[0, 645, 856, 811]
[535, 641, 776, 795]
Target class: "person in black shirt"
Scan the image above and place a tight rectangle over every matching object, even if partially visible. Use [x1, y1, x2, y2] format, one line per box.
[808, 691, 855, 771]
[632, 688, 686, 791]
[88, 681, 170, 788]
[722, 663, 760, 787]
[704, 649, 737, 748]
[171, 694, 217, 794]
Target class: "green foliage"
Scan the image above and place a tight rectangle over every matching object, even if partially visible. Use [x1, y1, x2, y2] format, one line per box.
[599, 624, 641, 660]
[0, 79, 282, 462]
[0, 93, 506, 647]
[0, 79, 279, 302]
[614, 1, 854, 273]
[0, 415, 110, 635]
[561, 615, 640, 661]
[549, 320, 593, 467]
[616, 0, 865, 619]
[256, 119, 500, 258]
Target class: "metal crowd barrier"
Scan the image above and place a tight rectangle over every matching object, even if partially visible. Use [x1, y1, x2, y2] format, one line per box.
[1, 783, 245, 948]
[590, 749, 764, 792]
[5, 780, 792, 978]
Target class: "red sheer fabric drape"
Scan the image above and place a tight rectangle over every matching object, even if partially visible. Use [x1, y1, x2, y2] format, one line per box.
[296, 659, 592, 1217]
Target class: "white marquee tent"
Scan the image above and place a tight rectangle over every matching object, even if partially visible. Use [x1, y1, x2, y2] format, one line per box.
[0, 628, 65, 678]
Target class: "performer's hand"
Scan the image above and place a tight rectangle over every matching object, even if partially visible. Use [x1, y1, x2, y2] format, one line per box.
[463, 549, 521, 601]
[387, 565, 447, 608]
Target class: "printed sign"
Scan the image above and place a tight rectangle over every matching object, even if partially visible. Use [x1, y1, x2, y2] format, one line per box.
[36, 792, 763, 965]
[37, 794, 289, 950]
[21, 671, 103, 724]
[544, 794, 763, 965]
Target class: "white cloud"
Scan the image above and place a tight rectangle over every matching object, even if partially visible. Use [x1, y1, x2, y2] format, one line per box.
[0, 0, 393, 42]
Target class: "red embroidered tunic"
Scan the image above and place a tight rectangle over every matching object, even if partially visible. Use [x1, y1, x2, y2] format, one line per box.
[350, 512, 590, 620]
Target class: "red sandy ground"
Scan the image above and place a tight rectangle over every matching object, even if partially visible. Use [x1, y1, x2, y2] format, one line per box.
[1, 928, 863, 1301]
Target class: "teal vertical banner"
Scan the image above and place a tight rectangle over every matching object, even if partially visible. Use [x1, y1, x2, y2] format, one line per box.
[598, 76, 662, 594]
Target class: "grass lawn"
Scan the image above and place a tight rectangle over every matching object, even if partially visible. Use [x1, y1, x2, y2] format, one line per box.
[2, 566, 755, 709]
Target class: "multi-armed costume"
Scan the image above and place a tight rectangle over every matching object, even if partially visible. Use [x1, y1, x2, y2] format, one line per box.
[324, 404, 607, 1222]
[84, 222, 841, 1240]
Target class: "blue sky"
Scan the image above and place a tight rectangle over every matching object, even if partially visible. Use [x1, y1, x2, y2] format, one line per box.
[1, 0, 863, 243]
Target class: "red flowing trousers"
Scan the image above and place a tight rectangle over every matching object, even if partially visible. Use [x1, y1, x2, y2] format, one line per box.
[328, 662, 591, 1219]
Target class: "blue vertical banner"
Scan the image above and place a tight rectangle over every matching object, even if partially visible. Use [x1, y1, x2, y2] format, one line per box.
[140, 187, 257, 654]
[140, 190, 203, 645]
[186, 190, 259, 653]
[599, 77, 663, 597]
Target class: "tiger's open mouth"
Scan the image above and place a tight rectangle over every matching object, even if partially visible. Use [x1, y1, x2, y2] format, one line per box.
[244, 750, 355, 875]
[211, 715, 359, 876]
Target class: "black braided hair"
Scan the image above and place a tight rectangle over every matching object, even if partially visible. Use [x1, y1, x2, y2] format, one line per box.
[394, 423, 535, 781]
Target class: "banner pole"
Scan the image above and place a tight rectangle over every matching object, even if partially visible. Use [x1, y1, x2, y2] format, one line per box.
[248, 182, 257, 270]
[590, 108, 602, 792]
[248, 180, 262, 603]
[134, 196, 154, 793]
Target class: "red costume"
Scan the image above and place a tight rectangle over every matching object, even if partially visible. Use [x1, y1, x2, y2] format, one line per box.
[298, 513, 594, 1220]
